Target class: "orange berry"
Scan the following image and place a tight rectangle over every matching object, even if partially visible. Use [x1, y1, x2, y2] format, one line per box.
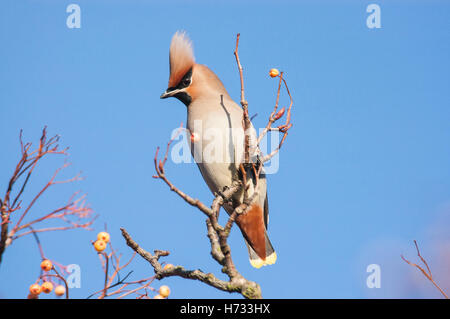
[54, 285, 66, 297]
[269, 68, 279, 78]
[97, 232, 110, 243]
[41, 281, 53, 294]
[27, 293, 39, 299]
[190, 132, 199, 143]
[94, 240, 107, 252]
[40, 259, 53, 272]
[153, 294, 164, 299]
[159, 285, 170, 298]
[163, 264, 174, 270]
[29, 284, 42, 295]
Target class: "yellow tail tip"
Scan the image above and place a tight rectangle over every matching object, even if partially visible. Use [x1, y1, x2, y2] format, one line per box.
[249, 252, 277, 269]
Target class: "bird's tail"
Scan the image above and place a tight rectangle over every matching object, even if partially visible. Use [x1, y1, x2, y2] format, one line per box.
[235, 203, 277, 268]
[244, 233, 277, 269]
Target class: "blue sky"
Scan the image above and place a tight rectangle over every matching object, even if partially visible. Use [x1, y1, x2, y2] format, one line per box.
[1, 0, 449, 299]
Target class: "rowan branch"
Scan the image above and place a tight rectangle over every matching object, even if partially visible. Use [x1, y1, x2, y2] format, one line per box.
[0, 127, 95, 265]
[259, 72, 294, 163]
[234, 33, 251, 165]
[124, 128, 261, 298]
[88, 232, 153, 300]
[121, 227, 260, 298]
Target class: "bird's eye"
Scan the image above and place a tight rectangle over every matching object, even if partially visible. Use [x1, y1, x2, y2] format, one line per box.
[182, 78, 191, 87]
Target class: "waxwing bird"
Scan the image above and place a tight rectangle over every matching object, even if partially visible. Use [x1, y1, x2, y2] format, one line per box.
[160, 31, 276, 268]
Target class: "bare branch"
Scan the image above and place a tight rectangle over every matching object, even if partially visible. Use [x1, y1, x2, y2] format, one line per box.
[401, 240, 448, 299]
[234, 33, 251, 165]
[0, 128, 93, 265]
[121, 227, 261, 298]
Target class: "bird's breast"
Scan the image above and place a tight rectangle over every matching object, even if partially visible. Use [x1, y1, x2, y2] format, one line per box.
[186, 97, 248, 193]
[186, 97, 267, 215]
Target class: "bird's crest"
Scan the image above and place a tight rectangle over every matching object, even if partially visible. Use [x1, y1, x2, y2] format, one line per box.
[168, 31, 195, 88]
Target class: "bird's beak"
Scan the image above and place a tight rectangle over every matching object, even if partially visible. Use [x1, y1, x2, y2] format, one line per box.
[160, 88, 181, 99]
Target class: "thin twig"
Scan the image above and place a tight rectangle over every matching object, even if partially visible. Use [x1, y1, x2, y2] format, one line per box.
[401, 240, 448, 299]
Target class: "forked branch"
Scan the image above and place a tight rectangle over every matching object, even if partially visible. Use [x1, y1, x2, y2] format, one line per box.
[401, 240, 448, 299]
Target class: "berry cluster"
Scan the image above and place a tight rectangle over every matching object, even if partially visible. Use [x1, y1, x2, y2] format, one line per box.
[93, 231, 111, 252]
[27, 259, 66, 299]
[92, 231, 171, 299]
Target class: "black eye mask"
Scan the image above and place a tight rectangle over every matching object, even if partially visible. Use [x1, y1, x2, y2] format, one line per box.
[165, 68, 193, 106]
[167, 68, 193, 92]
